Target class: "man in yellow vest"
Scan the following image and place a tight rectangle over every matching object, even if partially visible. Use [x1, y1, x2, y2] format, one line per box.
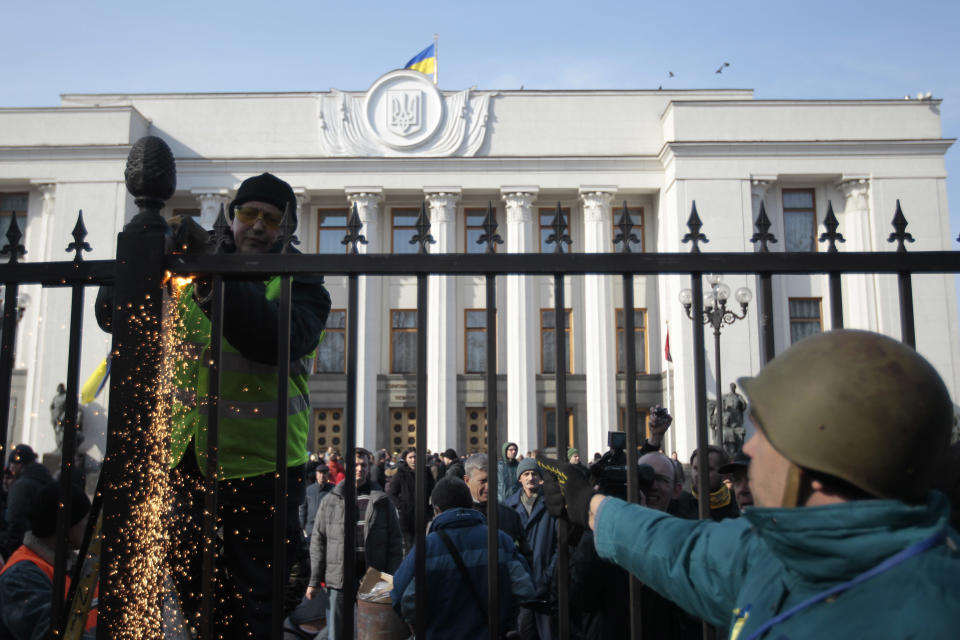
[167, 173, 331, 639]
[0, 480, 95, 639]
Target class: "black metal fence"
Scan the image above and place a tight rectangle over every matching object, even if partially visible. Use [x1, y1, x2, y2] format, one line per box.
[0, 135, 957, 640]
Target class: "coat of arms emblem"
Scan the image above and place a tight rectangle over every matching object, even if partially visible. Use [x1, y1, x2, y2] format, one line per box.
[387, 90, 422, 136]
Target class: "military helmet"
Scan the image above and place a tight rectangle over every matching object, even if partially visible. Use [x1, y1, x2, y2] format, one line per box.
[738, 329, 953, 501]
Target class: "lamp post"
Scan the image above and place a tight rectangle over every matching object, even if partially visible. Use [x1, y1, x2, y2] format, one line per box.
[679, 275, 752, 447]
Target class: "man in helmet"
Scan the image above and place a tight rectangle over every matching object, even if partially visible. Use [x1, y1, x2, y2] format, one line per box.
[539, 330, 960, 639]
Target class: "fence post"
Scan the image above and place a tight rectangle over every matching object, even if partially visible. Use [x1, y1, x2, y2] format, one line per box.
[98, 136, 174, 639]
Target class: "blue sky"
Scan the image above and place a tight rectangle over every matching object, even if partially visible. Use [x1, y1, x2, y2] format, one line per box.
[2, 0, 958, 238]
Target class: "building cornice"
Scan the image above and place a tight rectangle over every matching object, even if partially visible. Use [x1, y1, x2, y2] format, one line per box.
[0, 145, 133, 161]
[659, 139, 955, 164]
[171, 155, 665, 175]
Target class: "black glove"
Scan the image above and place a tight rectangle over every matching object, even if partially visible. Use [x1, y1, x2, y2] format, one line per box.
[536, 456, 596, 529]
[170, 215, 212, 255]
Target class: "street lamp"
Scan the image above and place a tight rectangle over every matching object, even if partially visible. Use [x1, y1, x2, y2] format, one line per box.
[679, 276, 752, 446]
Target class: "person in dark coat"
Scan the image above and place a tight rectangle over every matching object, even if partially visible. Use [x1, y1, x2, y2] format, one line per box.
[497, 442, 520, 503]
[0, 445, 53, 560]
[505, 458, 558, 640]
[462, 453, 532, 566]
[0, 481, 93, 639]
[369, 449, 388, 489]
[390, 478, 535, 639]
[386, 447, 435, 552]
[681, 445, 740, 521]
[300, 463, 334, 544]
[307, 448, 402, 640]
[442, 448, 464, 480]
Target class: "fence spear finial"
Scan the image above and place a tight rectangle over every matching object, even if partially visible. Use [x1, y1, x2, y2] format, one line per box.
[208, 204, 234, 254]
[681, 201, 708, 253]
[750, 201, 777, 252]
[0, 215, 26, 264]
[613, 201, 640, 253]
[818, 201, 846, 253]
[276, 201, 300, 254]
[476, 201, 503, 254]
[545, 201, 571, 254]
[411, 201, 435, 254]
[888, 200, 915, 253]
[343, 203, 368, 255]
[66, 210, 92, 262]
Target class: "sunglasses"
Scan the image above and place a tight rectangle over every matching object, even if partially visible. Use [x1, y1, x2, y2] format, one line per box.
[234, 206, 284, 229]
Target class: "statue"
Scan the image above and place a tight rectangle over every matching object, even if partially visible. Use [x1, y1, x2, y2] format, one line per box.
[50, 382, 84, 450]
[50, 383, 66, 448]
[721, 383, 748, 458]
[706, 383, 748, 456]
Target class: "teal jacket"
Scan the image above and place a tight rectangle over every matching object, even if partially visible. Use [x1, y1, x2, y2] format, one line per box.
[594, 492, 960, 639]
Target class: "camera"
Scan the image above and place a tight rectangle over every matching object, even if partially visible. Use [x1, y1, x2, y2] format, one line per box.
[591, 431, 655, 500]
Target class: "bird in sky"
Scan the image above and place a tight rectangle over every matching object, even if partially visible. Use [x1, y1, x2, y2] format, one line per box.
[668, 71, 675, 77]
[715, 62, 730, 74]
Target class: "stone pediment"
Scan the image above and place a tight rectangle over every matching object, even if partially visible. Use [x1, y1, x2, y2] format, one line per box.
[318, 70, 491, 157]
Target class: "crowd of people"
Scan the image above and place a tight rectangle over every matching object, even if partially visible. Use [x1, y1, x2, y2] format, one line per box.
[0, 170, 958, 640]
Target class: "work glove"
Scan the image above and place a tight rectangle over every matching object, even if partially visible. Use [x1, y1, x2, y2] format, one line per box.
[536, 456, 596, 530]
[169, 215, 212, 254]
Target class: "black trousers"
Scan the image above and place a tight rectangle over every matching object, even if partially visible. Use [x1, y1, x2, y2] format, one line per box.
[170, 448, 305, 639]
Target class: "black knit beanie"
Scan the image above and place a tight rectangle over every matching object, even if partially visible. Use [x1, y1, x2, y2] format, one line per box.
[431, 477, 473, 512]
[229, 173, 297, 229]
[29, 480, 92, 538]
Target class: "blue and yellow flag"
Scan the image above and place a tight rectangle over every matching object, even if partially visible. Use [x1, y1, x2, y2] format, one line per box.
[404, 43, 436, 77]
[80, 354, 111, 404]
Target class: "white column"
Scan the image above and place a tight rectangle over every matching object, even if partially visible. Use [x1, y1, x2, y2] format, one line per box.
[502, 188, 539, 454]
[346, 189, 383, 450]
[425, 189, 461, 453]
[192, 190, 230, 229]
[20, 183, 57, 447]
[579, 187, 617, 457]
[838, 178, 878, 331]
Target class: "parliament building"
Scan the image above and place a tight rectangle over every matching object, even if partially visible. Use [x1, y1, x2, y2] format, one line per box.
[1, 70, 956, 461]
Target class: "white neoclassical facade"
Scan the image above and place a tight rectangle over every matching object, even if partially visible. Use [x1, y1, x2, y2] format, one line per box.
[0, 70, 957, 462]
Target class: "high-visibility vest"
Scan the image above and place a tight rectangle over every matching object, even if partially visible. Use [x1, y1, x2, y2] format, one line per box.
[0, 545, 98, 632]
[170, 277, 314, 480]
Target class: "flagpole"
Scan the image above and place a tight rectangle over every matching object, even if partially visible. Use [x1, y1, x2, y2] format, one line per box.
[433, 33, 439, 86]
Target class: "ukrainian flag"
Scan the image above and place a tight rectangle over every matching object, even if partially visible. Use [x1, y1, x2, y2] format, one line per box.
[404, 43, 436, 76]
[80, 354, 111, 404]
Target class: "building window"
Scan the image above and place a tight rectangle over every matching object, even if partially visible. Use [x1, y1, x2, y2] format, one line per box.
[543, 408, 574, 450]
[391, 309, 418, 373]
[541, 308, 572, 374]
[618, 408, 651, 443]
[465, 407, 488, 453]
[789, 298, 822, 344]
[389, 407, 418, 449]
[464, 208, 497, 254]
[315, 310, 346, 373]
[0, 193, 28, 239]
[538, 207, 570, 252]
[782, 189, 816, 252]
[464, 309, 489, 374]
[391, 208, 420, 254]
[314, 408, 344, 451]
[611, 206, 644, 251]
[317, 208, 350, 254]
[616, 308, 647, 373]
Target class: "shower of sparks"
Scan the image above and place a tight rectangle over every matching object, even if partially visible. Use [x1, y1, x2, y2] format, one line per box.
[103, 280, 188, 639]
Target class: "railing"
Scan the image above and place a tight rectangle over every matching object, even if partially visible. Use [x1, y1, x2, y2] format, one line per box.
[0, 135, 956, 640]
